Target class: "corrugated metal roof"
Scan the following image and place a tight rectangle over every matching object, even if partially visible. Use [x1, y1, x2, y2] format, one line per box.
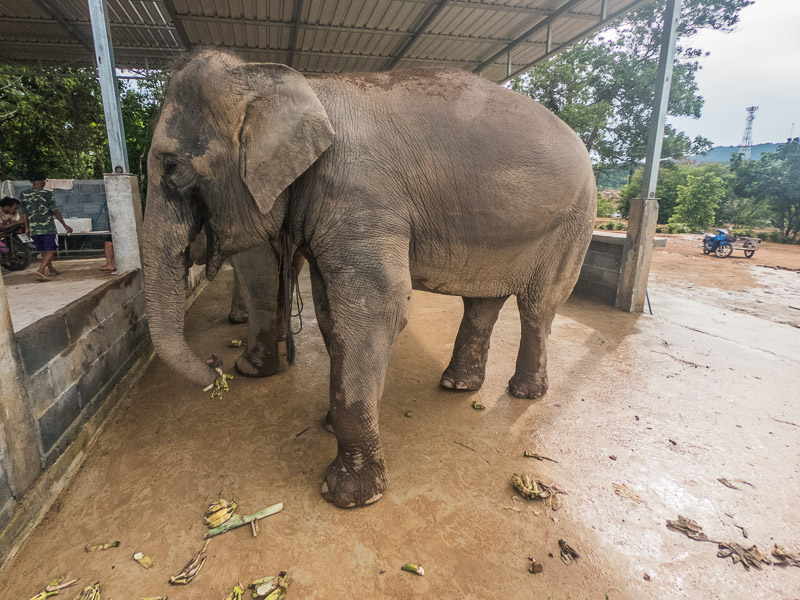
[0, 0, 647, 82]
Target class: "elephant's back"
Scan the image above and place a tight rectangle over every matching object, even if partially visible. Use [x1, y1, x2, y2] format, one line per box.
[308, 70, 596, 298]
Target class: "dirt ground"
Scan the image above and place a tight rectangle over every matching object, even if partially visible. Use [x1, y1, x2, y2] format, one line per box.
[1, 238, 799, 599]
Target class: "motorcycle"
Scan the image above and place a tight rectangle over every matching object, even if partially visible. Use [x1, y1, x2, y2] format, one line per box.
[0, 223, 35, 271]
[701, 228, 733, 258]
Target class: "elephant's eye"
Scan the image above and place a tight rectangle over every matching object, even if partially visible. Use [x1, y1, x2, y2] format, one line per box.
[162, 156, 195, 190]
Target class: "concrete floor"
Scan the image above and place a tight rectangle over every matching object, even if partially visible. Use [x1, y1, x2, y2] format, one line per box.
[1, 249, 799, 599]
[4, 259, 113, 331]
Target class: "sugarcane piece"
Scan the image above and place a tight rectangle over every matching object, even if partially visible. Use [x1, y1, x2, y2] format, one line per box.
[204, 499, 237, 529]
[205, 503, 284, 538]
[223, 583, 245, 600]
[248, 575, 276, 589]
[45, 576, 79, 593]
[28, 591, 58, 600]
[228, 339, 245, 348]
[85, 541, 120, 552]
[133, 552, 153, 569]
[169, 539, 211, 585]
[250, 520, 258, 537]
[401, 563, 425, 576]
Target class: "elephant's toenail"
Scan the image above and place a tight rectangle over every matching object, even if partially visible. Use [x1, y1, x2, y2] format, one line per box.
[321, 481, 329, 493]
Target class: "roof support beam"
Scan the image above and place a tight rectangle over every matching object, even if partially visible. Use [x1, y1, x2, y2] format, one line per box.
[387, 0, 449, 69]
[400, 0, 599, 21]
[161, 0, 191, 50]
[616, 0, 682, 313]
[87, 0, 129, 173]
[287, 0, 305, 69]
[33, 0, 94, 52]
[474, 0, 585, 73]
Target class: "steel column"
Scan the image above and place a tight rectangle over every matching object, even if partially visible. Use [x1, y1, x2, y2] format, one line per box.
[87, 0, 129, 174]
[616, 0, 682, 312]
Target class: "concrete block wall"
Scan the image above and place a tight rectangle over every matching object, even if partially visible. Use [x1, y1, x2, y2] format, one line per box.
[14, 271, 149, 470]
[11, 180, 109, 231]
[573, 232, 667, 306]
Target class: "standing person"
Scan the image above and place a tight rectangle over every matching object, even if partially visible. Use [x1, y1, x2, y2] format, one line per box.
[20, 172, 73, 282]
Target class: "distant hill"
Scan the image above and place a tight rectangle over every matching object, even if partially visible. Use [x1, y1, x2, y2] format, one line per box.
[692, 143, 781, 164]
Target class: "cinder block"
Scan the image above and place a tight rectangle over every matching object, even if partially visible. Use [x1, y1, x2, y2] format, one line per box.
[26, 367, 56, 419]
[588, 241, 624, 256]
[77, 353, 112, 408]
[38, 384, 81, 453]
[579, 264, 621, 288]
[584, 249, 623, 272]
[572, 278, 617, 305]
[16, 315, 69, 376]
[61, 271, 141, 340]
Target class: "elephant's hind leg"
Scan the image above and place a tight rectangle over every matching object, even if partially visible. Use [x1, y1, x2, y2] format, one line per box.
[441, 296, 508, 390]
[508, 290, 556, 399]
[319, 240, 411, 508]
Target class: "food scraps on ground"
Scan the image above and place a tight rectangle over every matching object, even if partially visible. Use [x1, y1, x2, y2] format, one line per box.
[133, 551, 153, 569]
[666, 515, 710, 542]
[717, 542, 771, 570]
[471, 400, 486, 410]
[523, 451, 558, 463]
[228, 339, 245, 347]
[609, 455, 617, 461]
[203, 368, 234, 399]
[771, 544, 800, 567]
[223, 582, 245, 600]
[204, 503, 283, 538]
[558, 540, 580, 565]
[401, 563, 425, 576]
[73, 583, 101, 600]
[169, 539, 211, 585]
[27, 575, 80, 600]
[139, 597, 168, 600]
[249, 571, 292, 599]
[612, 483, 644, 505]
[204, 499, 237, 529]
[85, 541, 119, 552]
[527, 558, 543, 574]
[511, 473, 564, 510]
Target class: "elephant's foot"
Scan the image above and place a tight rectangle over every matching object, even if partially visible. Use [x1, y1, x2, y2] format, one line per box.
[508, 373, 549, 399]
[228, 310, 249, 324]
[440, 365, 485, 391]
[321, 451, 387, 508]
[234, 351, 280, 378]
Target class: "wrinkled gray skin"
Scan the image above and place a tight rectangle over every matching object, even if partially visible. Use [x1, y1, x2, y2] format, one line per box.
[188, 232, 304, 376]
[143, 51, 596, 508]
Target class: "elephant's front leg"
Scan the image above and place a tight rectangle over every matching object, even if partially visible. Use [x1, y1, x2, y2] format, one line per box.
[228, 269, 249, 324]
[230, 247, 282, 377]
[320, 249, 411, 508]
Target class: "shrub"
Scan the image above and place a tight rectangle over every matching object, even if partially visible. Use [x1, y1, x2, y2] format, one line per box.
[614, 222, 626, 231]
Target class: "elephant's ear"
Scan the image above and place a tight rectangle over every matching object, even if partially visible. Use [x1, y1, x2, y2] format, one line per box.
[237, 64, 334, 215]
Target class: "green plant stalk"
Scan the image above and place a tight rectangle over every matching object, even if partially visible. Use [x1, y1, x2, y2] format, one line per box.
[205, 502, 283, 538]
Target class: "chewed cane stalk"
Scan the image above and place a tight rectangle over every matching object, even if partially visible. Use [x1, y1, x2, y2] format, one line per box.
[202, 368, 234, 399]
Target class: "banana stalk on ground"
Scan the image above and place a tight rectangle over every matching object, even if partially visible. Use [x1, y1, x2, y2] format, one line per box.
[133, 552, 153, 569]
[511, 473, 564, 509]
[401, 563, 425, 576]
[204, 499, 237, 529]
[27, 575, 80, 600]
[223, 583, 245, 600]
[169, 539, 211, 585]
[249, 571, 291, 599]
[72, 582, 101, 600]
[204, 503, 284, 539]
[85, 541, 119, 552]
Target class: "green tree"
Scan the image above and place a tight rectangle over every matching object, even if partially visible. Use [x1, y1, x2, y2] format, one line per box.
[670, 172, 727, 230]
[732, 141, 800, 240]
[510, 0, 750, 178]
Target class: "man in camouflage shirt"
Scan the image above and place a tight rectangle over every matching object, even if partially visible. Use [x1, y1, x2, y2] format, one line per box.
[21, 171, 72, 281]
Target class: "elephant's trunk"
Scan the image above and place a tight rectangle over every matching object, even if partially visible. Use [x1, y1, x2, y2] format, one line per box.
[143, 191, 217, 388]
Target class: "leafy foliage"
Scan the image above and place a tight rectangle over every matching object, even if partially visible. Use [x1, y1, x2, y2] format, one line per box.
[0, 66, 162, 188]
[510, 0, 750, 176]
[669, 172, 727, 231]
[732, 141, 800, 240]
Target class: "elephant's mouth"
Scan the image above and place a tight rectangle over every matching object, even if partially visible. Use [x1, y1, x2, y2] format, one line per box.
[203, 224, 226, 281]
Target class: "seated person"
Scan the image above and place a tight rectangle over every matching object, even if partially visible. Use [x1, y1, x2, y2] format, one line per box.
[0, 196, 23, 233]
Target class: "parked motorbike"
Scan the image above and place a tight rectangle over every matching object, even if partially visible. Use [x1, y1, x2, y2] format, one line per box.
[702, 228, 733, 258]
[0, 224, 34, 271]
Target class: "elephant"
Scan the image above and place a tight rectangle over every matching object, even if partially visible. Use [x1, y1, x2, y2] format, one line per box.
[188, 231, 305, 377]
[143, 51, 596, 509]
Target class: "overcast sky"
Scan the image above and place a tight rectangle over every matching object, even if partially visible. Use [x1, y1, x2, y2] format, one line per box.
[668, 0, 800, 147]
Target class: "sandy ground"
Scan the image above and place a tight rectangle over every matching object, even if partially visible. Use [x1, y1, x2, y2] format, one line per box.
[1, 239, 799, 599]
[3, 259, 114, 331]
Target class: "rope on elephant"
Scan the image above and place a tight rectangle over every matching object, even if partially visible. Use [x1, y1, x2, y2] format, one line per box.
[281, 229, 303, 365]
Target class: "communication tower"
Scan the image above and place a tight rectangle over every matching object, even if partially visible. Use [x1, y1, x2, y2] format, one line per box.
[738, 106, 758, 160]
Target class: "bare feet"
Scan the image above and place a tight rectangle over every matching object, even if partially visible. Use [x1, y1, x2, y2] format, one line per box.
[98, 265, 115, 271]
[35, 272, 50, 282]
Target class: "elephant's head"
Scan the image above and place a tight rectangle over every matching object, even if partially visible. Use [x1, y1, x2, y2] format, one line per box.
[143, 51, 334, 386]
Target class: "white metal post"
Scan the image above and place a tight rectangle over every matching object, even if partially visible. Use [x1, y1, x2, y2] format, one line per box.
[616, 0, 682, 312]
[87, 0, 129, 174]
